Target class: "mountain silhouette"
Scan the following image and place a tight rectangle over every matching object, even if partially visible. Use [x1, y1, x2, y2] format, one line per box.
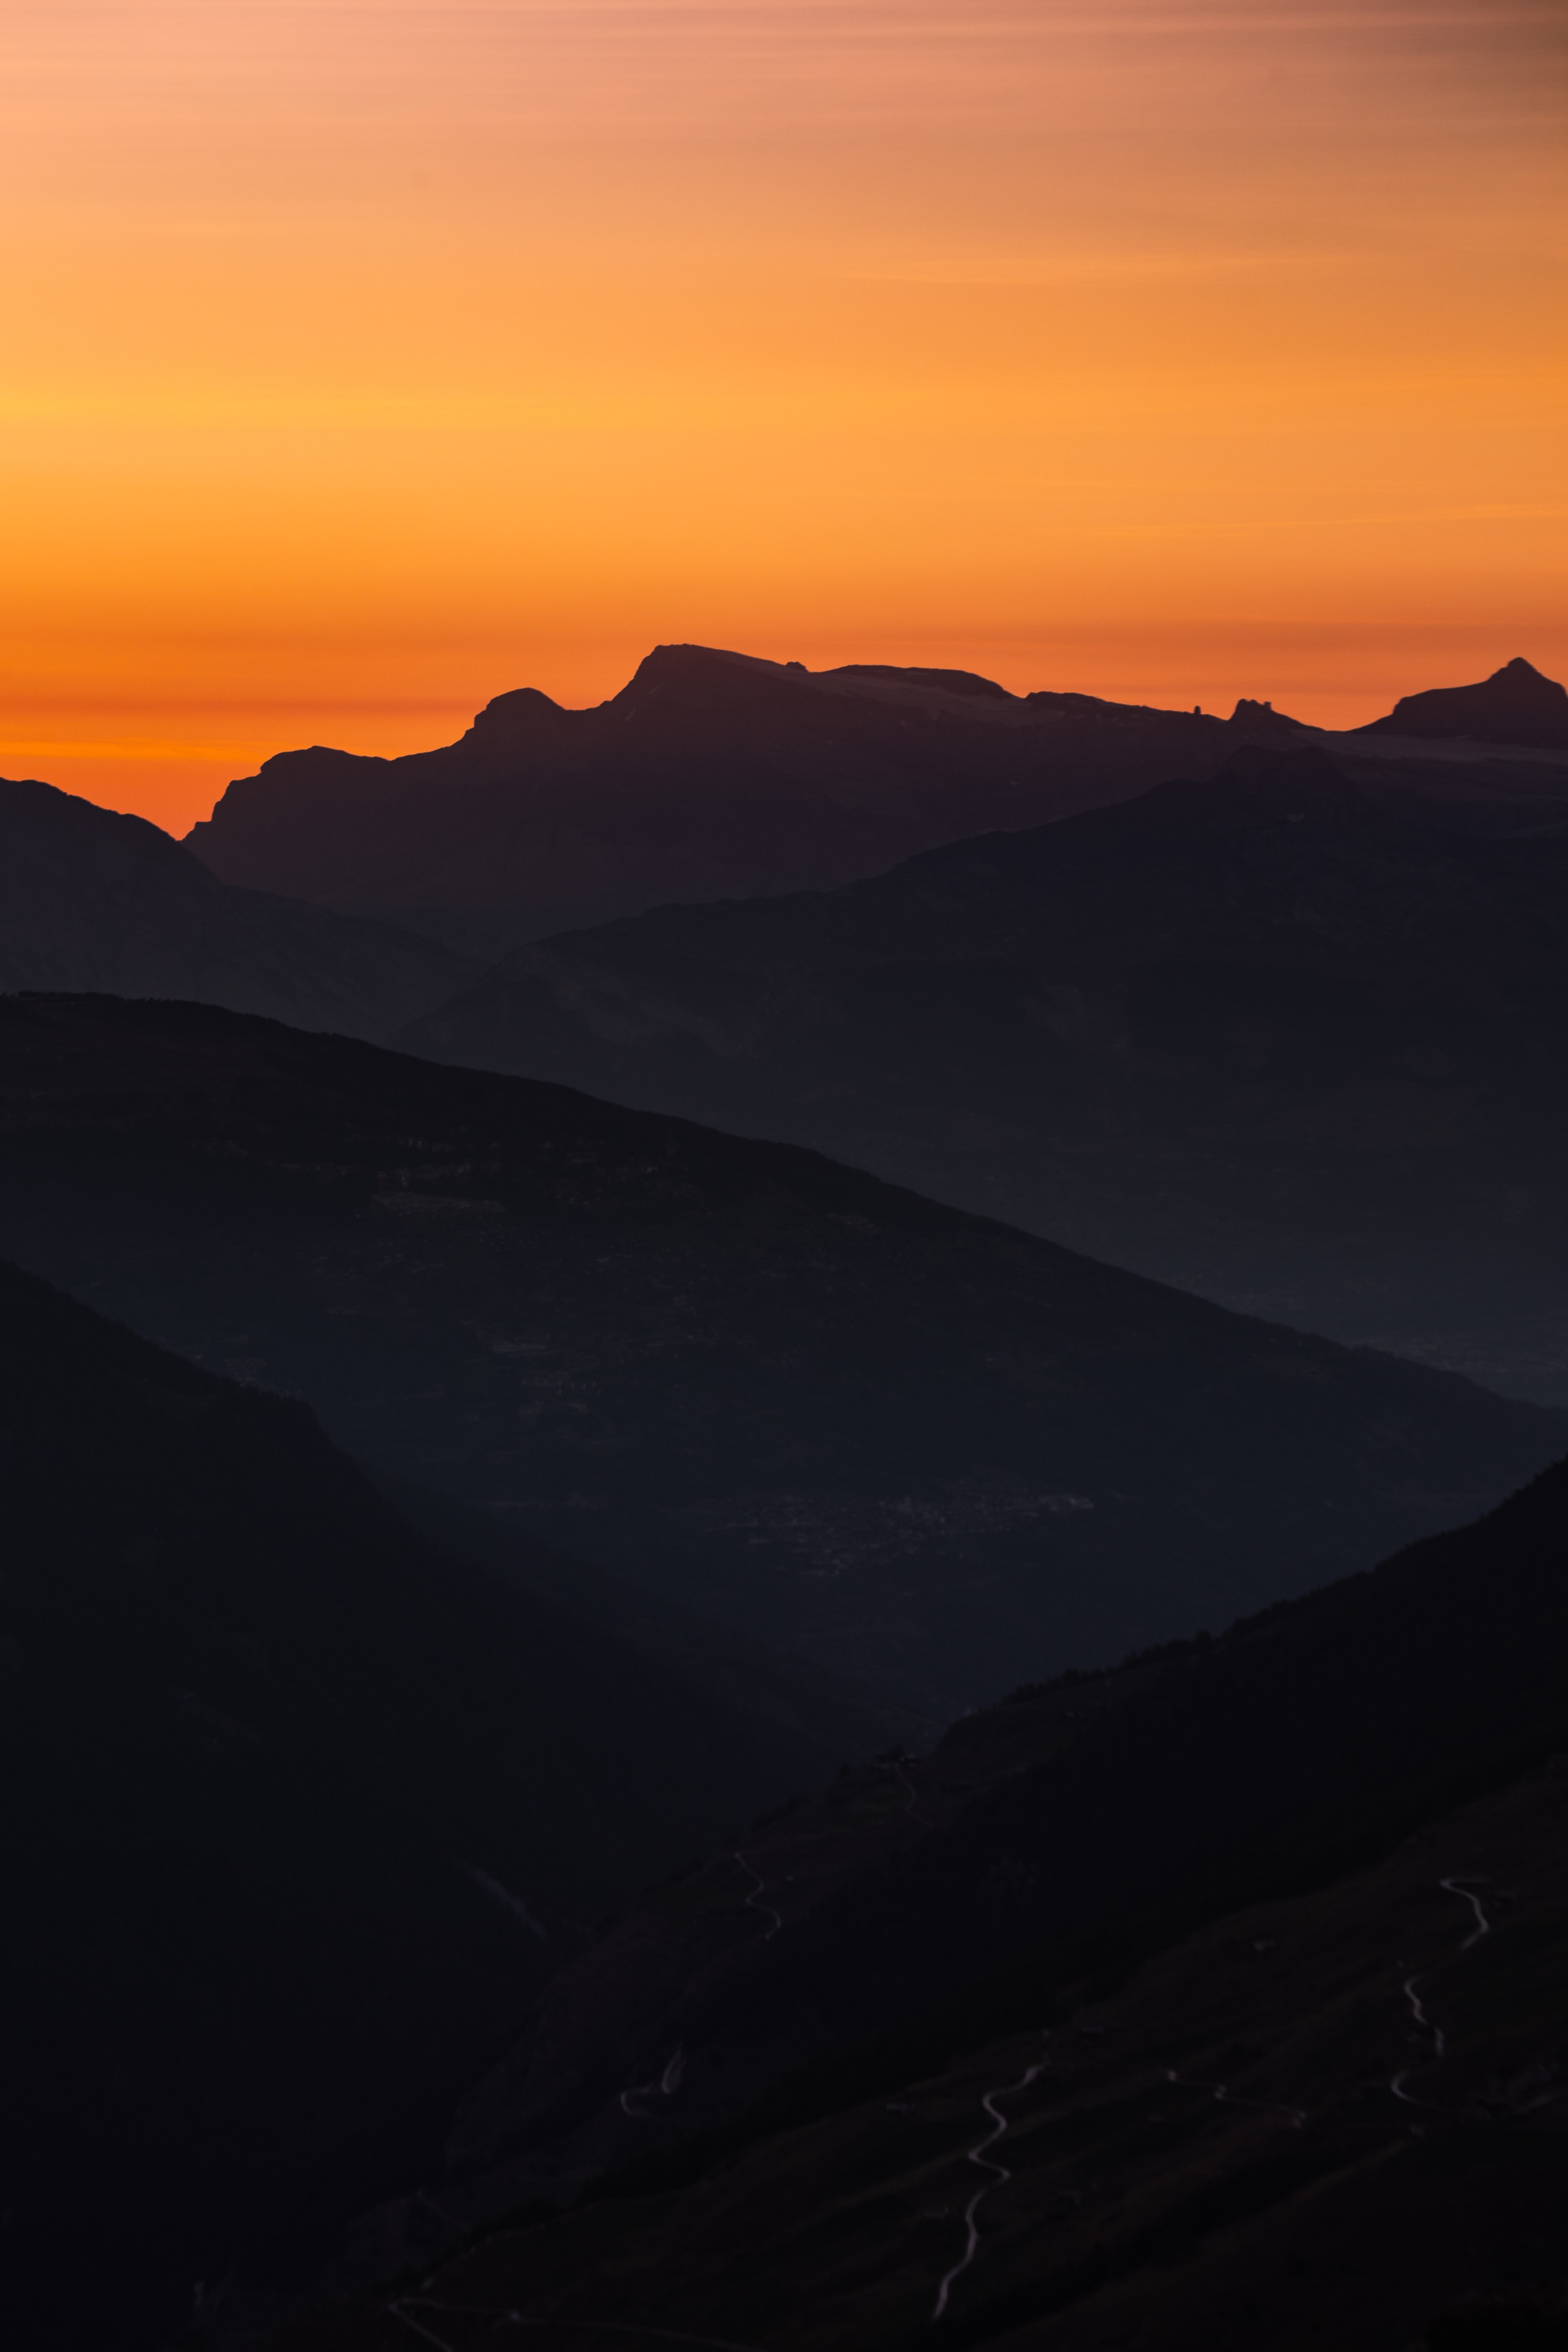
[181, 649, 1568, 962]
[1359, 655, 1568, 750]
[0, 1260, 859, 2352]
[0, 993, 1560, 1718]
[181, 646, 1263, 955]
[402, 740, 1568, 1403]
[0, 772, 477, 1037]
[269, 1451, 1568, 2352]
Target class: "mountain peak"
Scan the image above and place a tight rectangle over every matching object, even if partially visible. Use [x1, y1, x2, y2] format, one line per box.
[825, 662, 1013, 702]
[1358, 656, 1568, 751]
[1228, 695, 1308, 734]
[619, 643, 799, 700]
[461, 685, 568, 747]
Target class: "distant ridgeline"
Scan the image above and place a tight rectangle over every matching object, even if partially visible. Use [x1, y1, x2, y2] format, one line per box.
[181, 644, 1254, 952]
[179, 645, 1568, 958]
[1356, 655, 1568, 750]
[402, 735, 1568, 1406]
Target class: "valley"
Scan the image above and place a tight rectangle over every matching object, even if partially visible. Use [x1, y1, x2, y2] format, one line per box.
[261, 1448, 1568, 2351]
[0, 993, 1559, 1717]
[0, 1263, 867, 2352]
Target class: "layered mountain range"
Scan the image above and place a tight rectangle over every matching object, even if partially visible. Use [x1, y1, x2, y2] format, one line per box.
[1, 994, 1561, 1718]
[181, 646, 1244, 955]
[2, 649, 1565, 2352]
[181, 648, 1568, 960]
[0, 773, 476, 1036]
[11, 652, 1568, 1406]
[405, 737, 1568, 1402]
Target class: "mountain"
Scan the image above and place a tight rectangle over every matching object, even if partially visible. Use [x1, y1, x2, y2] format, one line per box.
[0, 1258, 867, 2352]
[180, 646, 1264, 956]
[0, 772, 477, 1038]
[181, 647, 1568, 960]
[267, 1451, 1568, 2352]
[0, 993, 1560, 1721]
[1358, 656, 1568, 752]
[402, 742, 1568, 1405]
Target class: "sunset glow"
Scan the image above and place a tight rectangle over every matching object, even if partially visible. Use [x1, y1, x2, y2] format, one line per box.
[3, 1, 1564, 831]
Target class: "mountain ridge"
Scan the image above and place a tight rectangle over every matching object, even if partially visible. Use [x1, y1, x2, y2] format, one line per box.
[180, 646, 1568, 958]
[400, 739, 1568, 1403]
[0, 991, 1561, 1717]
[174, 647, 1291, 954]
[1358, 655, 1568, 751]
[0, 771, 478, 1037]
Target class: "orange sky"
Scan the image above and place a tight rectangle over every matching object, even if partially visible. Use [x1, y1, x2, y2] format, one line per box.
[2, 1, 1564, 833]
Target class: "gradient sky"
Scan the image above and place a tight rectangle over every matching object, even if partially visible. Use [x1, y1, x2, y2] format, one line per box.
[3, 1, 1564, 831]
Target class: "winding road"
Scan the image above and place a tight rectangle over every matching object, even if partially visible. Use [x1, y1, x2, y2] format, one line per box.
[876, 1755, 938, 1832]
[619, 1846, 788, 2127]
[731, 1849, 782, 1942]
[387, 1873, 1507, 2347]
[620, 2044, 686, 2120]
[1440, 1876, 1492, 1952]
[1390, 1876, 1491, 2111]
[931, 2059, 1048, 2322]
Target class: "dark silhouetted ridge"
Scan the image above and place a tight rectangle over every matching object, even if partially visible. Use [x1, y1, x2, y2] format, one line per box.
[0, 770, 476, 1036]
[179, 644, 1568, 960]
[459, 684, 570, 746]
[1359, 656, 1568, 750]
[180, 646, 1246, 951]
[828, 662, 1015, 700]
[1229, 693, 1310, 736]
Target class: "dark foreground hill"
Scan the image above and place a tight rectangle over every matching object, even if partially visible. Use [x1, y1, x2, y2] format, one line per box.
[0, 772, 477, 1038]
[268, 1455, 1568, 2352]
[181, 645, 1263, 955]
[403, 742, 1568, 1403]
[0, 994, 1561, 1716]
[0, 1262, 859, 2352]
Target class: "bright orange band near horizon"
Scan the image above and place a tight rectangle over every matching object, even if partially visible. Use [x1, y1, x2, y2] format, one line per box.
[2, 1, 1564, 834]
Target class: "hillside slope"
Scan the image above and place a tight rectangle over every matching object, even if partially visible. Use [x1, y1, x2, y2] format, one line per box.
[0, 993, 1560, 1715]
[0, 772, 476, 1037]
[403, 742, 1568, 1402]
[268, 1456, 1568, 2352]
[0, 1262, 850, 2352]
